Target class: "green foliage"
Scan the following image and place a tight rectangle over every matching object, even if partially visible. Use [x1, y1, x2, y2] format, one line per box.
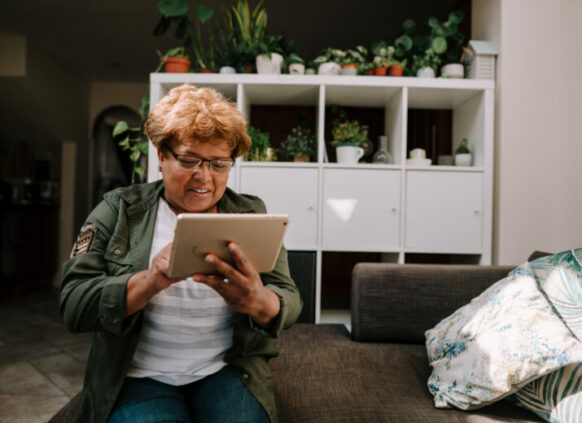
[455, 138, 470, 154]
[413, 48, 441, 70]
[280, 126, 317, 160]
[371, 41, 394, 68]
[153, 1, 218, 71]
[313, 46, 367, 66]
[331, 120, 367, 148]
[223, 0, 267, 68]
[247, 126, 271, 161]
[113, 121, 148, 184]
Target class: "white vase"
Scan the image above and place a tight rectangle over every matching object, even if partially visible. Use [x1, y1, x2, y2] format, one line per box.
[219, 66, 236, 74]
[255, 53, 284, 74]
[288, 63, 305, 75]
[318, 62, 341, 75]
[336, 146, 364, 164]
[441, 63, 464, 79]
[416, 67, 436, 78]
[455, 153, 472, 166]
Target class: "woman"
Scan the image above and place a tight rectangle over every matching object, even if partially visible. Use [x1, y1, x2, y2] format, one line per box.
[60, 84, 302, 423]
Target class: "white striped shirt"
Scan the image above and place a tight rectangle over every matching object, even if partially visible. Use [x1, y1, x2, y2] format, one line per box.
[126, 198, 233, 385]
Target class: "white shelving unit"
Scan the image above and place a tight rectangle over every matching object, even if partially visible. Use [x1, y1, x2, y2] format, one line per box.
[148, 73, 495, 325]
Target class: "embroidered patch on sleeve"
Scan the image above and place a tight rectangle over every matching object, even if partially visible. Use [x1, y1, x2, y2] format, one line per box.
[70, 224, 97, 258]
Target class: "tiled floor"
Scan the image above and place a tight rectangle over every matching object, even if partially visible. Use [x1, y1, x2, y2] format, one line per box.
[0, 288, 91, 423]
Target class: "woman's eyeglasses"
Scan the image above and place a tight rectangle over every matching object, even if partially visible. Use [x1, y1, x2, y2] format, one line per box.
[164, 145, 235, 174]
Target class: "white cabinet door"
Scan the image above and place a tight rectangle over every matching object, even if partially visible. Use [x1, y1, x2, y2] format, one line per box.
[239, 167, 318, 249]
[322, 168, 400, 251]
[405, 171, 483, 253]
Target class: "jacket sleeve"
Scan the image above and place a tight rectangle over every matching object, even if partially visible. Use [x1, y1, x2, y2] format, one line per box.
[251, 199, 303, 337]
[59, 196, 140, 336]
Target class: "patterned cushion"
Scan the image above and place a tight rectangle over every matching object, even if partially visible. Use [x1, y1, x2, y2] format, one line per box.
[425, 260, 582, 410]
[511, 363, 582, 423]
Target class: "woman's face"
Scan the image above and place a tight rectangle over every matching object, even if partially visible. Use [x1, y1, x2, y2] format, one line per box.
[158, 138, 233, 214]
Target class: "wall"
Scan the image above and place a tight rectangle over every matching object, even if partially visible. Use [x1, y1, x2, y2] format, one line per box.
[473, 0, 581, 264]
[0, 39, 90, 262]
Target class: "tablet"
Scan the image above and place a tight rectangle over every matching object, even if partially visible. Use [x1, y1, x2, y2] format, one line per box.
[167, 213, 289, 278]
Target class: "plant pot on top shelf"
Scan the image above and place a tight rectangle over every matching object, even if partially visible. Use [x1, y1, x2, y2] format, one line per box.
[374, 67, 388, 76]
[157, 47, 192, 73]
[340, 64, 358, 75]
[256, 52, 284, 74]
[389, 65, 404, 76]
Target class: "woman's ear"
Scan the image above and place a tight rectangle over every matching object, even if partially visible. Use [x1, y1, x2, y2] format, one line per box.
[157, 148, 165, 172]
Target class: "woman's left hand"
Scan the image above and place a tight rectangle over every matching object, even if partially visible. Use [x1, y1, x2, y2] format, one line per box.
[193, 242, 281, 328]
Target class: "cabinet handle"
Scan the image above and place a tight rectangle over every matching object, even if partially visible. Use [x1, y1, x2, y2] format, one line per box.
[391, 207, 398, 213]
[474, 209, 480, 215]
[307, 206, 315, 211]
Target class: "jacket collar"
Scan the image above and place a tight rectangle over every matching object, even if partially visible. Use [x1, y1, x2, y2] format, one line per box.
[217, 187, 255, 213]
[573, 247, 582, 269]
[116, 180, 164, 218]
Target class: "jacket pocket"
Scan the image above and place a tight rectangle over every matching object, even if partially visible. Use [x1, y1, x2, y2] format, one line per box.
[103, 233, 134, 275]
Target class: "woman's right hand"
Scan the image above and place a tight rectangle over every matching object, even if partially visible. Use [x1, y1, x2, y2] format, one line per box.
[125, 242, 183, 316]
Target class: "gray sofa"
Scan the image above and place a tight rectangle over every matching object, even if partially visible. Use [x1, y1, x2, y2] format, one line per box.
[51, 262, 543, 422]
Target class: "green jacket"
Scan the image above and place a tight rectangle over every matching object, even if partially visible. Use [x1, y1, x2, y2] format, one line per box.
[59, 180, 302, 423]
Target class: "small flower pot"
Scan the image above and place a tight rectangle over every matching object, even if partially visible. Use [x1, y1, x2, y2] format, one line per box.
[388, 65, 404, 76]
[317, 62, 340, 75]
[243, 64, 254, 73]
[293, 153, 310, 162]
[288, 63, 305, 75]
[164, 57, 191, 73]
[340, 64, 358, 75]
[441, 63, 464, 79]
[455, 153, 472, 166]
[374, 67, 388, 76]
[219, 66, 236, 74]
[417, 67, 436, 78]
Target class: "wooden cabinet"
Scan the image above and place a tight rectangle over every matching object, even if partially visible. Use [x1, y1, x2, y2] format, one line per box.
[148, 73, 494, 324]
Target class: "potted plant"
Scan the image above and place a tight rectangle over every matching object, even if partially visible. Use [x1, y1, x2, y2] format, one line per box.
[280, 126, 317, 162]
[155, 47, 191, 73]
[371, 41, 394, 75]
[413, 48, 441, 78]
[331, 120, 366, 164]
[246, 126, 273, 161]
[223, 0, 267, 73]
[256, 33, 286, 74]
[286, 53, 305, 74]
[454, 138, 472, 166]
[312, 47, 344, 75]
[339, 46, 368, 75]
[388, 58, 407, 76]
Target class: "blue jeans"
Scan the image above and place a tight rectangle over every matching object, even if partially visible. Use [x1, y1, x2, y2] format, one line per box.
[107, 366, 269, 423]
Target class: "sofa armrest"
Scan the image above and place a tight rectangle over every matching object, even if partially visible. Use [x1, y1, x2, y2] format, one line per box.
[351, 263, 515, 343]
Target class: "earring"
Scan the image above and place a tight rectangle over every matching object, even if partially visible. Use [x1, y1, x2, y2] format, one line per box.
[158, 165, 162, 172]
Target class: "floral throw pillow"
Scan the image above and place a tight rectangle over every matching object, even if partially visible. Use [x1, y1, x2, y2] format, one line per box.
[425, 261, 582, 410]
[511, 363, 582, 423]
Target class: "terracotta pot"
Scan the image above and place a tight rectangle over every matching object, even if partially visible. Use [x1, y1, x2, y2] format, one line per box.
[367, 69, 374, 75]
[198, 68, 217, 73]
[293, 153, 310, 162]
[164, 57, 191, 73]
[243, 64, 254, 73]
[374, 67, 388, 76]
[388, 65, 404, 76]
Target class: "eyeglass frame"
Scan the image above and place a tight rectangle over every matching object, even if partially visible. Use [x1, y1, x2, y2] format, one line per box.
[162, 144, 236, 174]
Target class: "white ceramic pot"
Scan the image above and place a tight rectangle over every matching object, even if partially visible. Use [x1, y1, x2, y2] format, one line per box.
[340, 65, 358, 76]
[336, 146, 364, 164]
[318, 62, 341, 75]
[255, 53, 284, 74]
[416, 67, 436, 78]
[288, 63, 305, 75]
[305, 68, 316, 75]
[455, 153, 472, 166]
[219, 66, 236, 74]
[441, 63, 464, 79]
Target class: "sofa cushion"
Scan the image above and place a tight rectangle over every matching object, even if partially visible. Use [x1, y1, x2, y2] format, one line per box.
[425, 261, 582, 410]
[511, 363, 582, 422]
[351, 263, 514, 343]
[271, 324, 542, 422]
